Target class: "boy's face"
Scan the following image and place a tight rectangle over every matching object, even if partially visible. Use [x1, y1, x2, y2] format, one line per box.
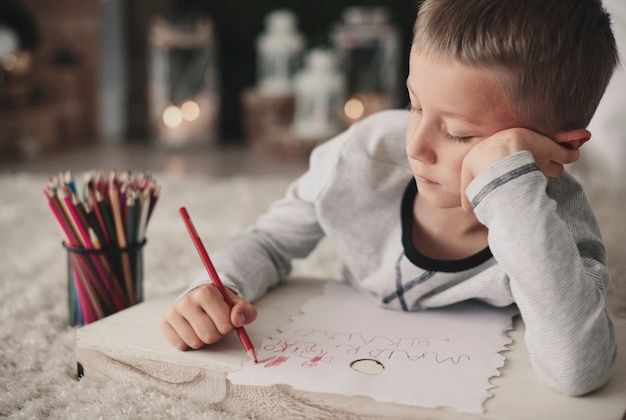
[405, 46, 527, 209]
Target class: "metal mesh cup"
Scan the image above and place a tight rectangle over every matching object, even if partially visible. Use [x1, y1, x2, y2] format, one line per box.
[63, 240, 146, 326]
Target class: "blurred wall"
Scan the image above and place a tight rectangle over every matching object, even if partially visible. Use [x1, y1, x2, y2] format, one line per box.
[1, 0, 98, 153]
[122, 0, 418, 144]
[99, 0, 126, 141]
[582, 0, 626, 190]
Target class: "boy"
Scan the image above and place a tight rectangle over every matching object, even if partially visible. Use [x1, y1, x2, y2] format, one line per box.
[161, 0, 620, 396]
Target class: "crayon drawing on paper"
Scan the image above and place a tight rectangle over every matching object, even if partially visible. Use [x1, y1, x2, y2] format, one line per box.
[227, 282, 518, 414]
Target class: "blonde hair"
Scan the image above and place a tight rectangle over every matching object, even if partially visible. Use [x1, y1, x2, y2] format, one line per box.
[413, 0, 620, 133]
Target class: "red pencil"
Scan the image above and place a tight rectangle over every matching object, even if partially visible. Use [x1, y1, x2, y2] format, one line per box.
[178, 207, 257, 362]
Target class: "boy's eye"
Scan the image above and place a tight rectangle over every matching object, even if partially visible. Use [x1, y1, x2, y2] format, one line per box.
[446, 134, 473, 143]
[406, 103, 422, 113]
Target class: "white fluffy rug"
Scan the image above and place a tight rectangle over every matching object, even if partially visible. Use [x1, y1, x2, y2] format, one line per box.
[0, 172, 337, 419]
[0, 172, 624, 419]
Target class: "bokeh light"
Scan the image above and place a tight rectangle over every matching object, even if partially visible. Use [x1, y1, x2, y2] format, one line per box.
[181, 100, 200, 122]
[344, 98, 365, 120]
[162, 105, 183, 128]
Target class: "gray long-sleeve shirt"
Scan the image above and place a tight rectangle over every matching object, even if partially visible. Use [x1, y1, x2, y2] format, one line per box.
[187, 110, 616, 396]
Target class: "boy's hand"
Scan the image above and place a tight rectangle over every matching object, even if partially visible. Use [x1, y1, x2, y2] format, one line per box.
[460, 127, 585, 212]
[160, 284, 258, 351]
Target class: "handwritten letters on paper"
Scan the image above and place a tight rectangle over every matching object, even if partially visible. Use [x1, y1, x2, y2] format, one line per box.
[227, 282, 517, 414]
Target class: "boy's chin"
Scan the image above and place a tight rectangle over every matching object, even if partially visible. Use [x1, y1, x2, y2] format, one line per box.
[418, 191, 463, 210]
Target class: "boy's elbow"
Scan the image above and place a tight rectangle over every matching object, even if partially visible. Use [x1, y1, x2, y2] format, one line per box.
[550, 369, 613, 397]
[542, 347, 617, 397]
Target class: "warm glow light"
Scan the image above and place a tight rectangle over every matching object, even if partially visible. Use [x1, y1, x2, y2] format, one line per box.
[1, 53, 19, 72]
[163, 105, 183, 128]
[181, 100, 200, 122]
[344, 98, 365, 120]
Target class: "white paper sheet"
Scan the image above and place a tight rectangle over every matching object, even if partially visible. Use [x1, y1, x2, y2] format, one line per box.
[227, 282, 518, 414]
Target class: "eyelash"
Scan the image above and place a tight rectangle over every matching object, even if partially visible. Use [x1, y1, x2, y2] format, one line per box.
[445, 134, 472, 143]
[406, 103, 420, 113]
[406, 103, 472, 143]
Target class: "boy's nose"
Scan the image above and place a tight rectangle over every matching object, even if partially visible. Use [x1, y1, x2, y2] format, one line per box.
[406, 124, 437, 164]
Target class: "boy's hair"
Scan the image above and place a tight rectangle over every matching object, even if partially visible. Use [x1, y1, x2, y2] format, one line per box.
[413, 0, 620, 133]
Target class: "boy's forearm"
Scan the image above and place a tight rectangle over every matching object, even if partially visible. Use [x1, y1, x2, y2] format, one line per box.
[196, 131, 347, 303]
[467, 152, 615, 395]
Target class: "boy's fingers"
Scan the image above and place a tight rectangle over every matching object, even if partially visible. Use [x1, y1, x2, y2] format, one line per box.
[461, 194, 473, 213]
[552, 141, 580, 163]
[230, 301, 258, 327]
[186, 304, 231, 344]
[225, 288, 258, 327]
[544, 146, 578, 177]
[197, 294, 235, 336]
[562, 147, 580, 164]
[193, 285, 257, 333]
[159, 284, 257, 351]
[166, 284, 233, 341]
[160, 316, 190, 351]
[460, 159, 476, 213]
[546, 162, 566, 178]
[161, 310, 211, 350]
[460, 180, 472, 212]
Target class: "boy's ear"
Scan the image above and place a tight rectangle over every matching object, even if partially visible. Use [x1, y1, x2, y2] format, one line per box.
[553, 129, 591, 150]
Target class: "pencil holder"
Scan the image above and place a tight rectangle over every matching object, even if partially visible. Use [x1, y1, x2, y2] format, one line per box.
[63, 240, 146, 326]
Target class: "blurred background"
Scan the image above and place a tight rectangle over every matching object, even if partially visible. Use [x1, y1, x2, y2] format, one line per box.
[0, 0, 418, 170]
[0, 0, 623, 187]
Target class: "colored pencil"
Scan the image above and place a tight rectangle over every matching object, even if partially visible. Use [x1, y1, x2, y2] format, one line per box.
[178, 207, 257, 363]
[125, 192, 137, 245]
[88, 192, 111, 247]
[96, 190, 117, 247]
[47, 189, 85, 315]
[44, 170, 159, 325]
[137, 191, 151, 242]
[109, 177, 135, 304]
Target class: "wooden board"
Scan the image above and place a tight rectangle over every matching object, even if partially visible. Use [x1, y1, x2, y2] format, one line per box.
[76, 279, 626, 419]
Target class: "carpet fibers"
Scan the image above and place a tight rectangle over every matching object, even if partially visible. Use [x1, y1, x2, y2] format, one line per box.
[0, 173, 336, 419]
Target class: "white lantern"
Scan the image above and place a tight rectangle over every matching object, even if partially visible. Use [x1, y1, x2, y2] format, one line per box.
[293, 49, 345, 141]
[256, 10, 304, 97]
[331, 7, 401, 114]
[148, 17, 219, 147]
[0, 27, 18, 60]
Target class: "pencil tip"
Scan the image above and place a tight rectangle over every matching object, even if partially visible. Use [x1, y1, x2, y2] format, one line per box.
[247, 349, 257, 363]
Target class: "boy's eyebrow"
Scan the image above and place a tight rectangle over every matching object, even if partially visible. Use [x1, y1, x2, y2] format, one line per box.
[405, 78, 483, 129]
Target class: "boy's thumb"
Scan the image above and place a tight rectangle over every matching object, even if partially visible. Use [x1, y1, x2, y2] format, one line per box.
[231, 301, 257, 327]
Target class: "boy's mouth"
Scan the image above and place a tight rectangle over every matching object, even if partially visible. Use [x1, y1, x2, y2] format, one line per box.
[416, 175, 438, 185]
